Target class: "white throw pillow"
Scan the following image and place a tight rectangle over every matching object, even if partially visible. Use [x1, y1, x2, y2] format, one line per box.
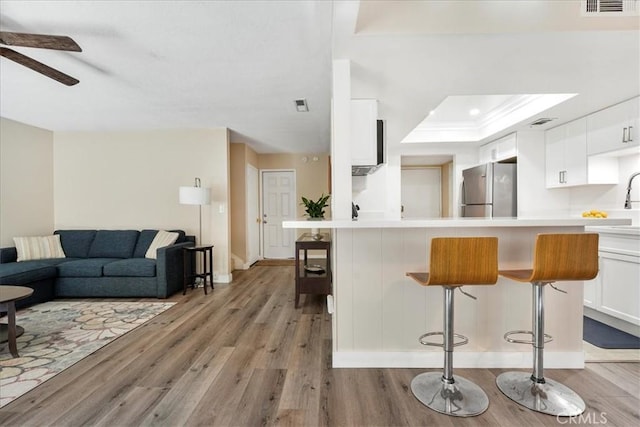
[13, 235, 66, 262]
[145, 230, 179, 259]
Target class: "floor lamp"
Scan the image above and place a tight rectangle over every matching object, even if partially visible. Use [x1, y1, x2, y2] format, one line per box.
[179, 177, 211, 245]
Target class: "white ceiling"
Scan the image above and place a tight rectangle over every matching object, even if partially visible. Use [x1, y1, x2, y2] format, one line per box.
[1, 1, 639, 154]
[0, 1, 332, 153]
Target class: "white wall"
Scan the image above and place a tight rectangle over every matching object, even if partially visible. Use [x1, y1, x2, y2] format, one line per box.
[516, 130, 571, 217]
[53, 128, 232, 281]
[569, 153, 640, 222]
[0, 118, 54, 246]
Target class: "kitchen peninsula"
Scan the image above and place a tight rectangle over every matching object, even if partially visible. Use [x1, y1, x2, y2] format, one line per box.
[283, 217, 632, 369]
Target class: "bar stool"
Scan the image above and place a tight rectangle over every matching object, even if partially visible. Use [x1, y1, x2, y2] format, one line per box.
[406, 237, 498, 417]
[496, 233, 599, 417]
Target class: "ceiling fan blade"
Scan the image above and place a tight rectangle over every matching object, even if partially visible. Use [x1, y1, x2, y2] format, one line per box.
[0, 47, 79, 86]
[0, 31, 82, 52]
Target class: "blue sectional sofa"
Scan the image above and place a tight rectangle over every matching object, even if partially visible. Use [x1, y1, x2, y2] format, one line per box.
[0, 229, 195, 308]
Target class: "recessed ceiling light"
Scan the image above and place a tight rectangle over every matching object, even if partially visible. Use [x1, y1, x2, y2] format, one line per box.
[295, 99, 309, 112]
[402, 93, 577, 143]
[429, 110, 435, 116]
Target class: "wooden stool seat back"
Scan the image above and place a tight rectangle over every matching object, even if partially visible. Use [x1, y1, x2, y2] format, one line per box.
[407, 237, 498, 287]
[500, 233, 599, 283]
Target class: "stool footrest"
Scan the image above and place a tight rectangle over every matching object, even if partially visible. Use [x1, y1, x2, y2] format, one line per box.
[419, 331, 469, 348]
[504, 330, 553, 345]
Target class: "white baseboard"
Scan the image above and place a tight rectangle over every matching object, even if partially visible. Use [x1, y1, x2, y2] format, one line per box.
[332, 351, 584, 369]
[214, 273, 232, 284]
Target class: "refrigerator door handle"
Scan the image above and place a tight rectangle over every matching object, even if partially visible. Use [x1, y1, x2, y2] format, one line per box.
[461, 180, 466, 205]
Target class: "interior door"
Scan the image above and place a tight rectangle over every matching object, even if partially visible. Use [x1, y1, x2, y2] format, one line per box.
[262, 170, 296, 259]
[401, 167, 441, 218]
[246, 165, 260, 265]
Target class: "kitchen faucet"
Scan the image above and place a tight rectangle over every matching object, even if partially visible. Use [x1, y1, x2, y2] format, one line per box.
[624, 171, 640, 209]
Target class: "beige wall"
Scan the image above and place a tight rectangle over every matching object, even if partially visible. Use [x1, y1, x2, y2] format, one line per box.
[0, 118, 55, 246]
[229, 143, 259, 267]
[53, 128, 232, 281]
[230, 143, 248, 264]
[441, 161, 453, 217]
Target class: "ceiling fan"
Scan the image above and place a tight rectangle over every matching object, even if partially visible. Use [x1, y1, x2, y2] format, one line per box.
[0, 31, 82, 86]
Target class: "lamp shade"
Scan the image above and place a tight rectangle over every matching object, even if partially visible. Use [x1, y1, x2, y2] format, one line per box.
[179, 186, 210, 205]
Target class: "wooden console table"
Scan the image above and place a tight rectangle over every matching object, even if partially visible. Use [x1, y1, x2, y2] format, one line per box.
[295, 233, 331, 308]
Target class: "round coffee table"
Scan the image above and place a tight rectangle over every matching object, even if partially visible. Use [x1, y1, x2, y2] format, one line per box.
[0, 285, 34, 357]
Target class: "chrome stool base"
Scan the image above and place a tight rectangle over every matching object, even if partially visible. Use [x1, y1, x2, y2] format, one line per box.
[496, 371, 586, 417]
[411, 372, 489, 417]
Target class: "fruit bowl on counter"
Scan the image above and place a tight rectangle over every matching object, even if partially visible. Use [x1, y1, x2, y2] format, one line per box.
[582, 209, 608, 218]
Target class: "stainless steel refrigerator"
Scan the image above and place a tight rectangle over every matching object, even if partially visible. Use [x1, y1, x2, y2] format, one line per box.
[461, 163, 517, 217]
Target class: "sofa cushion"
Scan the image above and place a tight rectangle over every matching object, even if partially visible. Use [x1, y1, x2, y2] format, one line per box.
[145, 230, 179, 259]
[55, 230, 97, 258]
[103, 258, 156, 277]
[88, 230, 139, 259]
[0, 261, 58, 284]
[57, 258, 119, 278]
[170, 229, 187, 244]
[133, 229, 186, 258]
[133, 230, 159, 258]
[13, 235, 66, 261]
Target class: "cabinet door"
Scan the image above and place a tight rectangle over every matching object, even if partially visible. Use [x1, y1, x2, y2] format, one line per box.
[545, 125, 565, 188]
[351, 99, 378, 166]
[625, 96, 639, 149]
[563, 118, 587, 186]
[587, 98, 636, 155]
[478, 142, 494, 164]
[598, 251, 640, 325]
[497, 133, 517, 160]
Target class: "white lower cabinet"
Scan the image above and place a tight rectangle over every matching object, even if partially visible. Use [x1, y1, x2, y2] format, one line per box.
[598, 250, 640, 324]
[585, 229, 640, 327]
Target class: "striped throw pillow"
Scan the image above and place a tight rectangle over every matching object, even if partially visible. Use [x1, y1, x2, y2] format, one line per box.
[145, 230, 179, 259]
[13, 235, 66, 262]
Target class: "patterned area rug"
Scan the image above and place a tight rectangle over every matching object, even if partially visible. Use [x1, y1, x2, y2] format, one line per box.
[0, 300, 175, 408]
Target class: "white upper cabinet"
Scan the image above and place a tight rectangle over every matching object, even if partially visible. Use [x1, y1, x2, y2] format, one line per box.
[545, 118, 588, 188]
[351, 99, 378, 166]
[545, 117, 618, 188]
[587, 97, 640, 155]
[478, 133, 517, 164]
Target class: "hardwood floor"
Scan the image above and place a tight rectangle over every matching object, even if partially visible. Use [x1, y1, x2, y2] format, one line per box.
[1, 264, 638, 426]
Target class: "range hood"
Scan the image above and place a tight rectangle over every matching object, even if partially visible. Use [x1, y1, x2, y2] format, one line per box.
[352, 120, 385, 176]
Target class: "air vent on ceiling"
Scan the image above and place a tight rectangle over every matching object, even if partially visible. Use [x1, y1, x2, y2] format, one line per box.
[294, 98, 309, 112]
[581, 0, 639, 15]
[529, 117, 556, 127]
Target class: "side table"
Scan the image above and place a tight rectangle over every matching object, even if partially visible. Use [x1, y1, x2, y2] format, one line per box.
[0, 285, 34, 357]
[295, 233, 332, 308]
[183, 245, 214, 295]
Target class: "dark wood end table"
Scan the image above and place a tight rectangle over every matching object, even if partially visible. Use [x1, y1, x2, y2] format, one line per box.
[0, 285, 34, 357]
[183, 245, 214, 295]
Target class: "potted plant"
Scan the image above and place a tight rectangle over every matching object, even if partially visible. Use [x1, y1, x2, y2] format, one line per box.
[301, 193, 330, 240]
[301, 193, 330, 219]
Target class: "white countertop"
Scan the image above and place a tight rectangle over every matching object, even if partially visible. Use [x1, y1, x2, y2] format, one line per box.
[283, 217, 632, 229]
[586, 225, 640, 236]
